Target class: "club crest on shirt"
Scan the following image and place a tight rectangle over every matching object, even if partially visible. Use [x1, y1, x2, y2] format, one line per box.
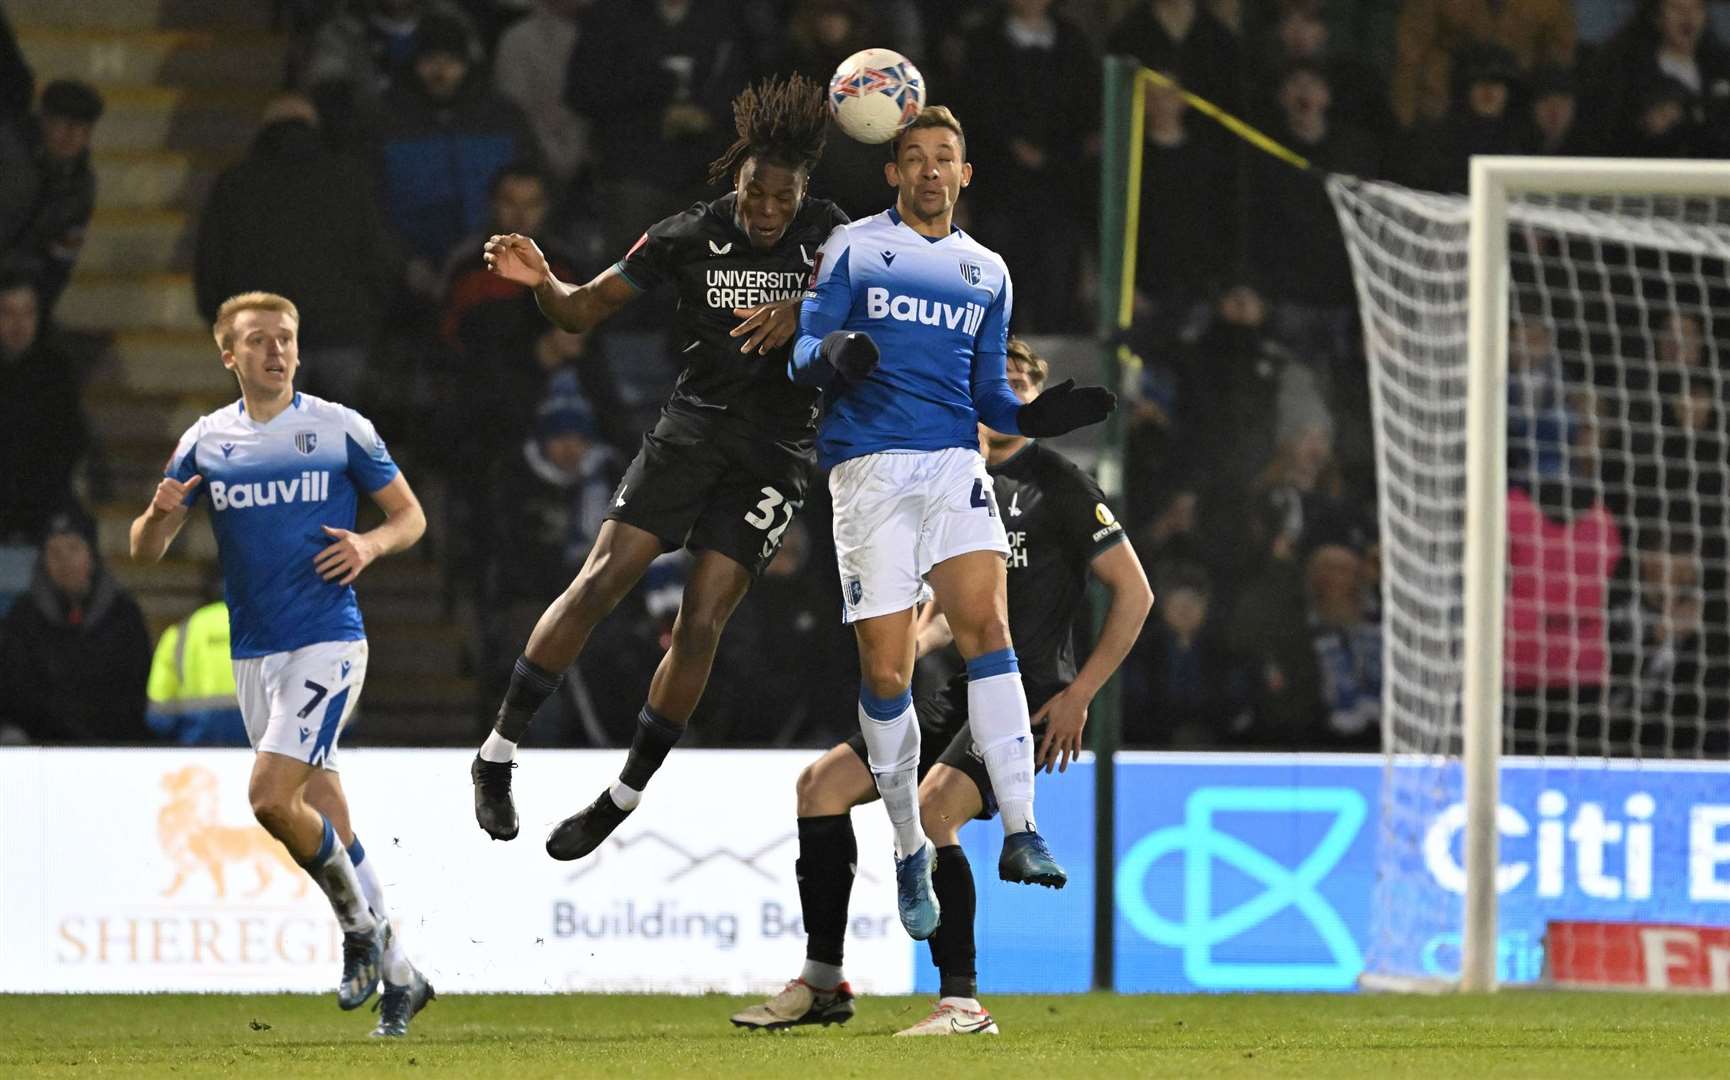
[959, 260, 982, 287]
[294, 431, 318, 455]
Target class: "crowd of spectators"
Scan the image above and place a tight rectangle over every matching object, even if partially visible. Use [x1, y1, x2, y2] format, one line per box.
[5, 0, 1730, 754]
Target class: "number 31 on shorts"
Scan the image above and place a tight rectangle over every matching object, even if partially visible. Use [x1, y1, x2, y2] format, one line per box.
[745, 486, 801, 556]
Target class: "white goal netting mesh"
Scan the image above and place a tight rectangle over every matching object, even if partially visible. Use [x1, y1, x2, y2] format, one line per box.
[1328, 174, 1730, 986]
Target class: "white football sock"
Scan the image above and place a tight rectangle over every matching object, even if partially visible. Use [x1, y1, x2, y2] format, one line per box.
[608, 780, 642, 811]
[858, 690, 926, 858]
[801, 959, 844, 991]
[479, 729, 516, 763]
[348, 836, 414, 984]
[299, 817, 373, 934]
[966, 661, 1037, 836]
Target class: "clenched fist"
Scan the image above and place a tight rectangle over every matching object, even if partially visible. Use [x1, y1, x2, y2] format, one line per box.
[148, 474, 201, 518]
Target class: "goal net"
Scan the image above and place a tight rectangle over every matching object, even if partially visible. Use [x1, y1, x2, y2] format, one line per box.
[1328, 162, 1730, 989]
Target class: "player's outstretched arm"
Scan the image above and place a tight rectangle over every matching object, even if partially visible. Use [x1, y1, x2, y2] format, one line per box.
[314, 474, 425, 586]
[129, 475, 199, 563]
[1034, 541, 1152, 773]
[483, 233, 638, 334]
[1015, 379, 1119, 438]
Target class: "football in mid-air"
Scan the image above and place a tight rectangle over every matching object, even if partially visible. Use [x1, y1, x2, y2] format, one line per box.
[827, 48, 926, 144]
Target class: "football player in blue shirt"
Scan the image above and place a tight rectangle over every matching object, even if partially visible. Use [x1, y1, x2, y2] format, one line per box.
[790, 106, 1115, 939]
[130, 292, 433, 1037]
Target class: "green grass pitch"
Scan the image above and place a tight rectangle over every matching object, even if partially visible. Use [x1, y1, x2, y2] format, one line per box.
[2, 991, 1726, 1078]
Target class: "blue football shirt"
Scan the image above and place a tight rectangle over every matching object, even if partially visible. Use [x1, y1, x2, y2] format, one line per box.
[166, 393, 400, 658]
[792, 207, 1022, 468]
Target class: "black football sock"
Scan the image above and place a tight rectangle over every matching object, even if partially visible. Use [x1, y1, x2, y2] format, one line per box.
[493, 655, 562, 742]
[928, 844, 978, 1000]
[616, 704, 685, 794]
[797, 813, 858, 984]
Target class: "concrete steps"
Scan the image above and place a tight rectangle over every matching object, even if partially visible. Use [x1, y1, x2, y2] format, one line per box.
[90, 85, 272, 153]
[85, 385, 227, 443]
[13, 28, 287, 89]
[58, 272, 201, 333]
[93, 150, 225, 212]
[4, 0, 271, 32]
[96, 331, 230, 394]
[21, 0, 482, 739]
[82, 207, 195, 274]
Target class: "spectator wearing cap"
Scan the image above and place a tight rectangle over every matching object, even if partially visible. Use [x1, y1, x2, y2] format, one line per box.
[0, 507, 152, 745]
[1584, 0, 1730, 157]
[1521, 64, 1589, 154]
[375, 13, 541, 293]
[297, 0, 478, 138]
[0, 79, 103, 315]
[1389, 0, 1576, 128]
[1409, 43, 1527, 193]
[194, 93, 401, 406]
[0, 272, 88, 544]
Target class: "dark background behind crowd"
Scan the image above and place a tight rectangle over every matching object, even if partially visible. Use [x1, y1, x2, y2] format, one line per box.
[2, 0, 1729, 755]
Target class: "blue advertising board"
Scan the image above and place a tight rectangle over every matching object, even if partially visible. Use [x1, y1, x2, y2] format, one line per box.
[916, 752, 1730, 993]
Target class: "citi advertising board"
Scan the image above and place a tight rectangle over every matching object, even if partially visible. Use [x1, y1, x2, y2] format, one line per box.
[933, 752, 1730, 994]
[6, 749, 1730, 993]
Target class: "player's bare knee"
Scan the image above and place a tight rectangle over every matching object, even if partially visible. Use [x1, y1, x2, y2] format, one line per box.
[248, 788, 294, 837]
[795, 761, 826, 816]
[860, 657, 911, 699]
[951, 617, 1012, 661]
[920, 800, 961, 847]
[669, 605, 729, 657]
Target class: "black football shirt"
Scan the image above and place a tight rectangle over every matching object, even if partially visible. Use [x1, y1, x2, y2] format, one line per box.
[615, 192, 848, 440]
[992, 440, 1128, 704]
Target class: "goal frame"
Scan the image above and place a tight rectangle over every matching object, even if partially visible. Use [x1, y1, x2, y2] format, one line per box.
[1460, 157, 1730, 992]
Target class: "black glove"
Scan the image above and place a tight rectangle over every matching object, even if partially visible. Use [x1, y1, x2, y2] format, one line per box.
[820, 330, 879, 382]
[1015, 378, 1117, 437]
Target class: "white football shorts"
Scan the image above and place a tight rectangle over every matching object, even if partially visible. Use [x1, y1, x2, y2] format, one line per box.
[829, 446, 1010, 624]
[233, 639, 369, 770]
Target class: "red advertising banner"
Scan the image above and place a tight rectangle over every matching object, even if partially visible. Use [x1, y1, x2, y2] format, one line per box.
[1548, 920, 1730, 990]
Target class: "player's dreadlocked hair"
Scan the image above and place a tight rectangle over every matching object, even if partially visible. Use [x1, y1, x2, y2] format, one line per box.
[706, 73, 829, 186]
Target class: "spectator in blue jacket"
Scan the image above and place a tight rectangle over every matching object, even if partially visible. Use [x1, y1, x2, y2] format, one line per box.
[375, 13, 540, 295]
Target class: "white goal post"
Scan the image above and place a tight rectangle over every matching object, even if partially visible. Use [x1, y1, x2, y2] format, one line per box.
[1333, 157, 1730, 993]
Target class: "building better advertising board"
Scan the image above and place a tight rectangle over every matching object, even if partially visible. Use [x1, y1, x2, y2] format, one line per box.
[0, 748, 905, 993]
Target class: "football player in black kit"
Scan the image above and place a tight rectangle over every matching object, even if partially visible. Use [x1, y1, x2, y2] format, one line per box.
[731, 339, 1153, 1035]
[469, 74, 856, 858]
